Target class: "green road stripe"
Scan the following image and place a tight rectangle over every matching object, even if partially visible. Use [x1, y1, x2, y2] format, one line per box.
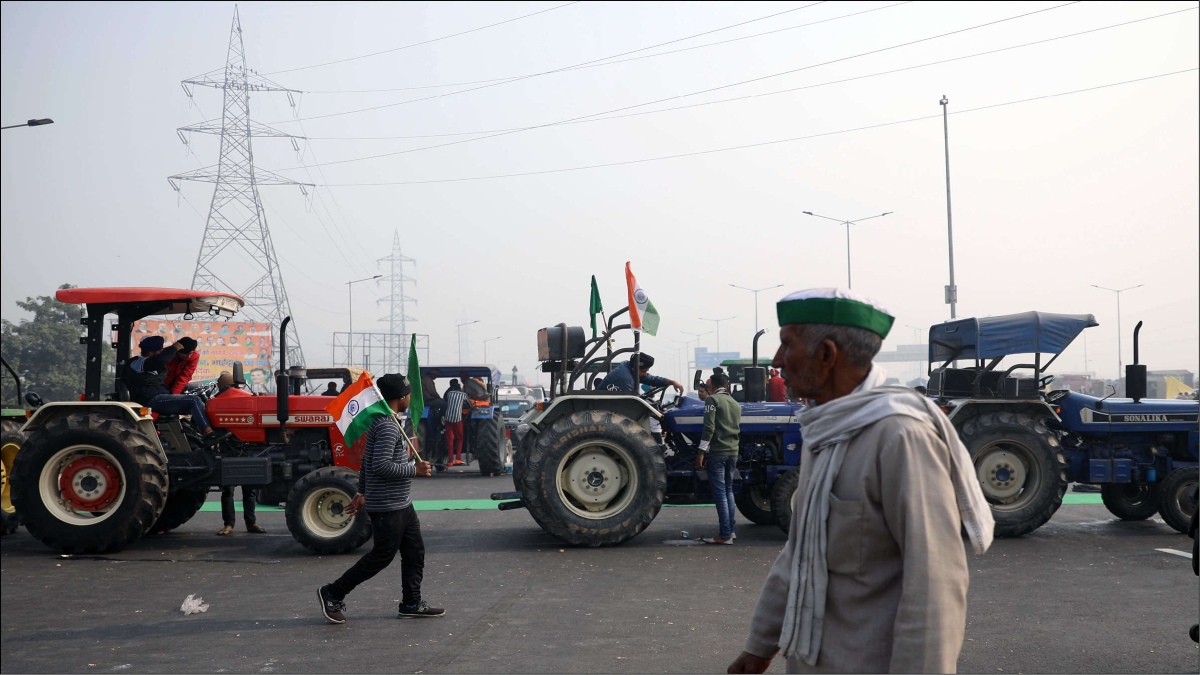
[198, 493, 1107, 512]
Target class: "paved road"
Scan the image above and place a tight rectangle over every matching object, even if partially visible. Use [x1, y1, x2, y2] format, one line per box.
[2, 470, 1197, 674]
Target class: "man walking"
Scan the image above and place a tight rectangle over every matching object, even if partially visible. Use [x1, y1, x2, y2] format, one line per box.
[728, 288, 993, 674]
[697, 371, 740, 545]
[318, 374, 443, 623]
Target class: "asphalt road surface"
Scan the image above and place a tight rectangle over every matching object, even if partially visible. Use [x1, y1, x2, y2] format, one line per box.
[2, 469, 1197, 674]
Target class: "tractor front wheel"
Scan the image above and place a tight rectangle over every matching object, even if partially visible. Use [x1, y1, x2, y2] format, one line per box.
[1100, 482, 1160, 521]
[519, 410, 665, 546]
[959, 411, 1068, 538]
[735, 482, 775, 526]
[12, 413, 167, 554]
[771, 469, 801, 534]
[285, 466, 372, 554]
[151, 487, 210, 533]
[1157, 467, 1198, 534]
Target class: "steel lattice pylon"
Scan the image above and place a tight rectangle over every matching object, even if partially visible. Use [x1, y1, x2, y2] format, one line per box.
[377, 230, 417, 372]
[168, 7, 309, 367]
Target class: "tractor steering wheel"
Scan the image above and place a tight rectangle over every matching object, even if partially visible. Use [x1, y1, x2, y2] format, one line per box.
[641, 385, 668, 409]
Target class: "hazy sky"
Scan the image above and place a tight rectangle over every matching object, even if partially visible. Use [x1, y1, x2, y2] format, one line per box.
[2, 1, 1197, 385]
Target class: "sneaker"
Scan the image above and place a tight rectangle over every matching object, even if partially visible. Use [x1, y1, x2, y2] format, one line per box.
[318, 586, 346, 624]
[398, 600, 445, 618]
[701, 536, 734, 545]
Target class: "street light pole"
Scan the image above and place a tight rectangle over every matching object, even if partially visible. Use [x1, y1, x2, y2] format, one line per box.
[346, 275, 382, 366]
[680, 331, 712, 370]
[699, 316, 736, 355]
[940, 95, 958, 319]
[456, 319, 480, 363]
[729, 283, 783, 335]
[1092, 284, 1143, 379]
[483, 336, 501, 363]
[801, 211, 892, 289]
[1, 118, 54, 130]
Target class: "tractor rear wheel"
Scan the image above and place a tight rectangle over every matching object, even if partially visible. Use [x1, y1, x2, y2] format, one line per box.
[2, 421, 23, 536]
[1100, 482, 1160, 521]
[771, 469, 801, 534]
[151, 487, 209, 533]
[1157, 467, 1198, 534]
[474, 414, 506, 477]
[735, 482, 775, 525]
[12, 413, 167, 554]
[959, 411, 1068, 538]
[285, 466, 372, 554]
[519, 409, 665, 546]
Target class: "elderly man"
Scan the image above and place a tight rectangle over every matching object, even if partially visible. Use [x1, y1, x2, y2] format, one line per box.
[728, 288, 993, 674]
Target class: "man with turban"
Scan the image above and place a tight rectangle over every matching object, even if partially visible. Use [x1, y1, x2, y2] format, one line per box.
[729, 288, 993, 674]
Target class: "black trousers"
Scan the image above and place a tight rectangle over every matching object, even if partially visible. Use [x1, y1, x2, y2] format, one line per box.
[328, 505, 425, 606]
[221, 486, 258, 526]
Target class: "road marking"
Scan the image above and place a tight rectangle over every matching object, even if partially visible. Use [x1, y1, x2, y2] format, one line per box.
[1061, 494, 1103, 505]
[1155, 548, 1192, 559]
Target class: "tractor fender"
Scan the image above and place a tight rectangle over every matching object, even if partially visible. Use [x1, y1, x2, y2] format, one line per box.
[22, 402, 159, 445]
[528, 395, 661, 437]
[946, 399, 1061, 427]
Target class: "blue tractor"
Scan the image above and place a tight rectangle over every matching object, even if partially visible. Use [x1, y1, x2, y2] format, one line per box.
[415, 365, 509, 477]
[927, 312, 1198, 536]
[495, 310, 805, 546]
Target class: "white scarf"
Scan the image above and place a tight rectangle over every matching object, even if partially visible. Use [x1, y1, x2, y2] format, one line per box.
[779, 365, 994, 665]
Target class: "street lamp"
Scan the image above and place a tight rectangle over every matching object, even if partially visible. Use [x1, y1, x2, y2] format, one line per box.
[456, 319, 480, 363]
[483, 336, 501, 363]
[940, 95, 958, 319]
[801, 210, 892, 289]
[729, 283, 783, 335]
[346, 274, 382, 366]
[698, 316, 736, 355]
[680, 331, 711, 371]
[1, 118, 54, 130]
[1091, 284, 1143, 379]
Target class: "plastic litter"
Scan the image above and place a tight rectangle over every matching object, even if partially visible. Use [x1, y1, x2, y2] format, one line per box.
[680, 531, 690, 539]
[180, 594, 210, 615]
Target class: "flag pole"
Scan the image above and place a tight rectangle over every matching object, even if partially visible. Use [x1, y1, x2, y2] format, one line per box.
[391, 413, 424, 463]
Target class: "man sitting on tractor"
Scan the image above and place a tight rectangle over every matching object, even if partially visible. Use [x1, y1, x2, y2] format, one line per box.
[164, 337, 199, 394]
[124, 335, 225, 441]
[601, 353, 683, 396]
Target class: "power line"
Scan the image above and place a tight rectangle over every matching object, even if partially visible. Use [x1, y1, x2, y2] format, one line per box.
[318, 68, 1197, 187]
[262, 1, 584, 75]
[273, 1, 1081, 168]
[300, 2, 909, 94]
[265, 2, 829, 123]
[297, 6, 1199, 142]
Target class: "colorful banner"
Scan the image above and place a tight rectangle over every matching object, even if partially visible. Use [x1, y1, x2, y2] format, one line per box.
[129, 319, 274, 391]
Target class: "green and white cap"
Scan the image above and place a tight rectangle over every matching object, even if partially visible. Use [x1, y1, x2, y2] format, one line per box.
[776, 287, 894, 338]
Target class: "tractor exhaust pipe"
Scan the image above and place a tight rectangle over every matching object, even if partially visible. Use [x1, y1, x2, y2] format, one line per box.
[277, 317, 291, 433]
[744, 329, 769, 403]
[1125, 320, 1146, 403]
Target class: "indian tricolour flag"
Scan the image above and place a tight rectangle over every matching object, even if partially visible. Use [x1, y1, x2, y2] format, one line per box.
[324, 372, 394, 446]
[625, 261, 660, 336]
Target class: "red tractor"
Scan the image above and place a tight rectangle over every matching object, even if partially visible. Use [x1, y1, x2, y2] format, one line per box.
[11, 287, 373, 555]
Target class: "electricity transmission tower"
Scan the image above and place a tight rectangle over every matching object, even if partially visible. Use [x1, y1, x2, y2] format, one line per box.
[377, 230, 417, 372]
[168, 7, 310, 366]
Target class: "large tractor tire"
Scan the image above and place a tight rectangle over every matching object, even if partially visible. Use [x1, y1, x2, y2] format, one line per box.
[1157, 467, 1198, 534]
[771, 469, 801, 534]
[2, 420, 23, 536]
[959, 411, 1068, 538]
[1100, 482, 1160, 521]
[474, 413, 506, 477]
[285, 466, 372, 555]
[518, 409, 665, 547]
[735, 482, 776, 526]
[11, 413, 168, 554]
[151, 487, 209, 533]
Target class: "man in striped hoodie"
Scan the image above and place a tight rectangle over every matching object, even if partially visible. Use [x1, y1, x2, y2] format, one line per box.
[318, 374, 444, 623]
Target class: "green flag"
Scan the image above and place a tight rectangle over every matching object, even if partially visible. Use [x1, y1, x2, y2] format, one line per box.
[589, 275, 604, 338]
[407, 333, 424, 427]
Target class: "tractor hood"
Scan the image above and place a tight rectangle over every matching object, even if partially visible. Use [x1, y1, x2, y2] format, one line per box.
[56, 287, 244, 318]
[930, 311, 1097, 362]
